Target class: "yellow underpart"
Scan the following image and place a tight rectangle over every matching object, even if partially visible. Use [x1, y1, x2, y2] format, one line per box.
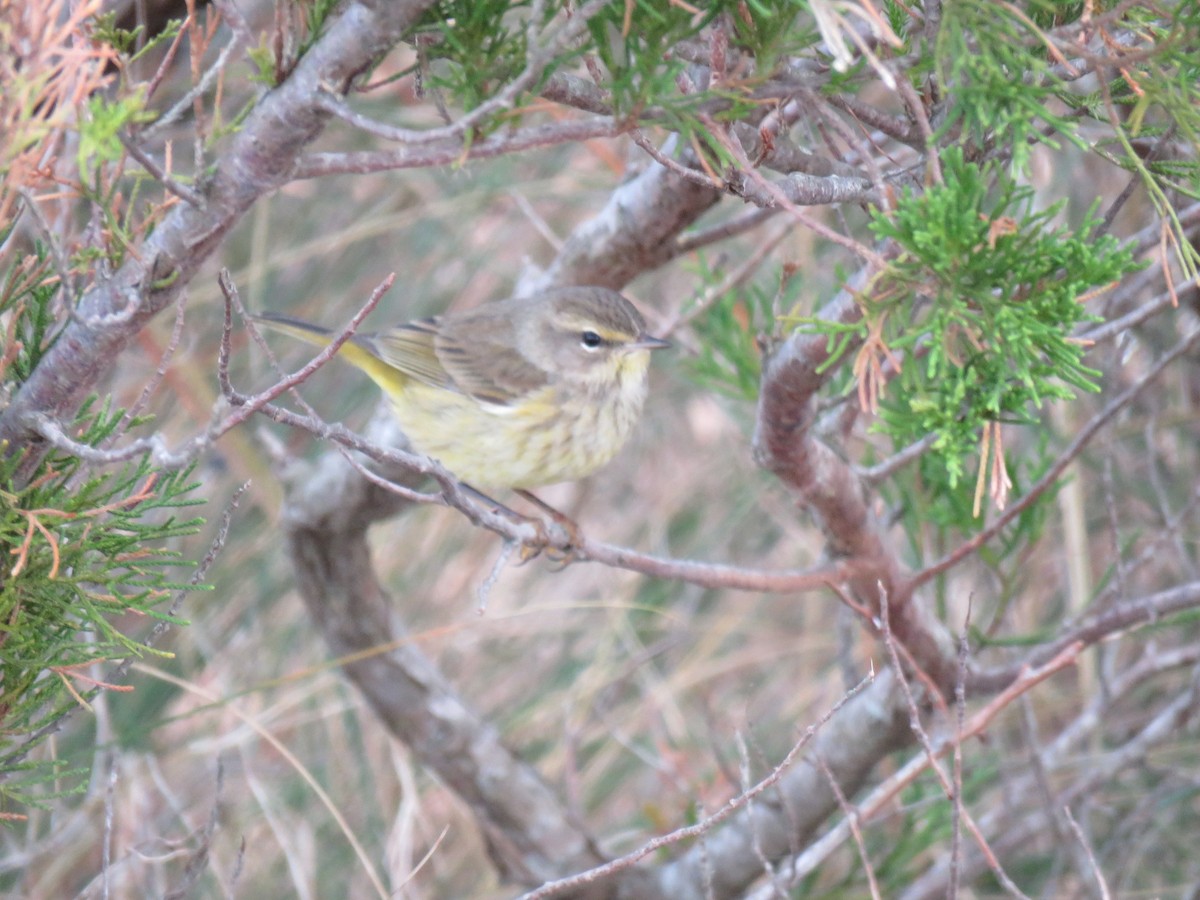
[386, 352, 651, 489]
[267, 320, 651, 489]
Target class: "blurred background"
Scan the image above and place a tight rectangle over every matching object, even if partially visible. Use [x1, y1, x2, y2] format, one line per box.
[4, 1, 1200, 898]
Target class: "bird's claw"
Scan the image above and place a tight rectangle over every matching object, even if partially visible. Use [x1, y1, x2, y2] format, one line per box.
[517, 506, 581, 568]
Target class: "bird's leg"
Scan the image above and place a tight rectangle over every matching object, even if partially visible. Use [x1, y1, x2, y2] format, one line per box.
[514, 489, 582, 565]
[459, 484, 578, 563]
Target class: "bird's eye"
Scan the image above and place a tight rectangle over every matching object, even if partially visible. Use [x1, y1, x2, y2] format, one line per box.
[580, 330, 603, 350]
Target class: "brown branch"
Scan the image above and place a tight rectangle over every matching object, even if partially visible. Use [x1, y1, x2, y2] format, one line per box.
[317, 0, 614, 148]
[783, 642, 1083, 889]
[898, 655, 1199, 900]
[294, 116, 632, 178]
[708, 119, 884, 263]
[119, 132, 203, 207]
[26, 270, 396, 473]
[519, 156, 722, 294]
[967, 579, 1200, 693]
[521, 672, 906, 899]
[878, 589, 1033, 899]
[280, 447, 605, 888]
[752, 269, 959, 692]
[826, 93, 922, 146]
[1062, 806, 1112, 900]
[673, 207, 780, 256]
[813, 753, 882, 900]
[573, 538, 852, 594]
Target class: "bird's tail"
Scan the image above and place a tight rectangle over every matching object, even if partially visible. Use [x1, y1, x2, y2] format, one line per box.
[251, 312, 335, 346]
[251, 312, 407, 394]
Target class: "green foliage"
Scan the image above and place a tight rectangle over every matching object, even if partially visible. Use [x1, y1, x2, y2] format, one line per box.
[91, 12, 183, 63]
[870, 764, 1011, 895]
[0, 251, 206, 815]
[246, 0, 343, 87]
[4, 265, 58, 387]
[246, 41, 280, 87]
[882, 0, 911, 41]
[936, 1, 1084, 171]
[76, 91, 154, 182]
[1106, 0, 1200, 142]
[583, 2, 720, 114]
[1078, 4, 1200, 282]
[413, 1, 544, 112]
[871, 150, 1136, 480]
[685, 269, 785, 403]
[412, 0, 813, 142]
[800, 150, 1138, 530]
[729, 0, 818, 60]
[297, 0, 341, 56]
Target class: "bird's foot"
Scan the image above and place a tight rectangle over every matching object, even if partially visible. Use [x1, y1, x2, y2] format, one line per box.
[516, 489, 581, 567]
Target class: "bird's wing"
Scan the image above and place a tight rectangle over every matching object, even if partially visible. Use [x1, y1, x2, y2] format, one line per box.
[368, 313, 550, 406]
[365, 318, 456, 390]
[434, 311, 550, 406]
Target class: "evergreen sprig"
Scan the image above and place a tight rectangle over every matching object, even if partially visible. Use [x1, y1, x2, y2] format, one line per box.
[799, 149, 1139, 528]
[412, 0, 822, 142]
[0, 251, 206, 815]
[936, 0, 1084, 172]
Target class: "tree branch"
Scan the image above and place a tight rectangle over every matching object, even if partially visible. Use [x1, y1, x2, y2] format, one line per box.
[752, 269, 959, 692]
[280, 444, 606, 888]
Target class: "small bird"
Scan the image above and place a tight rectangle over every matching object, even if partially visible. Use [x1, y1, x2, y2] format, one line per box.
[255, 286, 669, 490]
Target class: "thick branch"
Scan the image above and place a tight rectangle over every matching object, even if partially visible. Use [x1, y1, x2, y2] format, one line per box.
[280, 443, 606, 889]
[751, 272, 958, 691]
[519, 159, 721, 293]
[623, 671, 912, 900]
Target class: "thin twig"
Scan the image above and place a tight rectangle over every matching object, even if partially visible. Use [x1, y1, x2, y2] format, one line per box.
[519, 674, 876, 900]
[814, 754, 882, 900]
[142, 11, 191, 102]
[1081, 284, 1196, 345]
[294, 116, 631, 177]
[101, 756, 117, 900]
[16, 189, 76, 308]
[28, 270, 393, 472]
[674, 207, 780, 256]
[948, 608, 972, 899]
[476, 541, 518, 614]
[137, 664, 391, 900]
[878, 588, 1034, 899]
[706, 117, 885, 266]
[968, 578, 1200, 694]
[786, 643, 1082, 884]
[1060, 807, 1107, 900]
[893, 74, 939, 183]
[319, 0, 611, 149]
[738, 733, 787, 899]
[855, 434, 936, 484]
[826, 93, 921, 146]
[120, 133, 204, 207]
[663, 223, 792, 336]
[220, 268, 393, 412]
[140, 26, 245, 141]
[163, 760, 225, 900]
[108, 290, 189, 449]
[630, 129, 725, 191]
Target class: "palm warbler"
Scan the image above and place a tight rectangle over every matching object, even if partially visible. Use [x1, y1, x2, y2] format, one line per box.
[255, 286, 669, 489]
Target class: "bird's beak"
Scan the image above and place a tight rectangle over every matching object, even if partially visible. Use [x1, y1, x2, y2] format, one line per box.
[630, 334, 671, 351]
